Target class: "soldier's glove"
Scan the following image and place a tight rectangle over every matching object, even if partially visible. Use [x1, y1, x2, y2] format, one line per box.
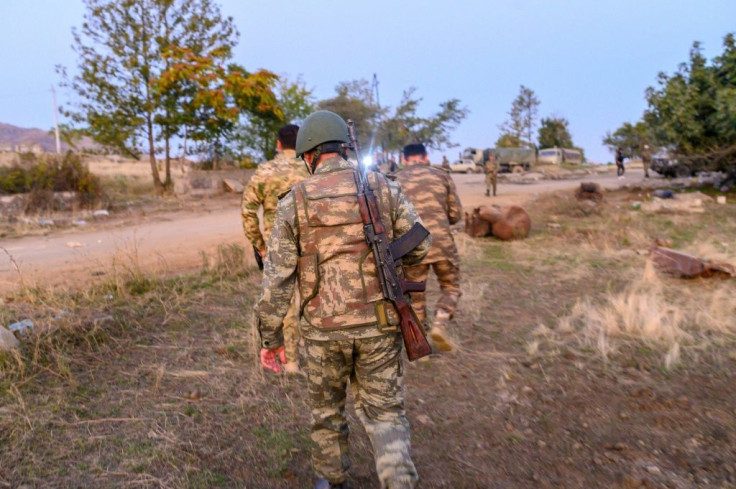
[260, 346, 286, 373]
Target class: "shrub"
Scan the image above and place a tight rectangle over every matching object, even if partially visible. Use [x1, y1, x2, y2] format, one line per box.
[0, 152, 106, 211]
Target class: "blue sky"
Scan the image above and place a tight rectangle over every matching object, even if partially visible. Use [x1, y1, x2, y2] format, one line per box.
[0, 0, 733, 163]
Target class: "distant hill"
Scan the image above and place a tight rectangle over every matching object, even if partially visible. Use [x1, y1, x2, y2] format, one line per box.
[0, 122, 98, 152]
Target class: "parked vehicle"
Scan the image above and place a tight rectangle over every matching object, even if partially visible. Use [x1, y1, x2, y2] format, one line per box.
[461, 147, 536, 173]
[537, 147, 583, 166]
[650, 151, 694, 178]
[448, 158, 481, 173]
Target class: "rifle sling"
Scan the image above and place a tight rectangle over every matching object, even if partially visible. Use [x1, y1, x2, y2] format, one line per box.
[389, 222, 430, 260]
[400, 279, 425, 293]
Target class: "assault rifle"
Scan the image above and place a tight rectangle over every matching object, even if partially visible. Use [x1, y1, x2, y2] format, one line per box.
[347, 120, 432, 361]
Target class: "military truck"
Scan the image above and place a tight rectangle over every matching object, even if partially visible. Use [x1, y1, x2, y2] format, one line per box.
[462, 147, 536, 173]
[537, 147, 583, 166]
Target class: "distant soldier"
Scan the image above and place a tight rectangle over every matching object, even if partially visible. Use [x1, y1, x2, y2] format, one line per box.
[395, 143, 463, 351]
[642, 144, 651, 178]
[441, 155, 450, 170]
[616, 146, 626, 177]
[484, 153, 498, 196]
[241, 124, 309, 373]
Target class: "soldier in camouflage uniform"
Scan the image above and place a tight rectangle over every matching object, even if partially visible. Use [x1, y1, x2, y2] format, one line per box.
[642, 144, 651, 178]
[242, 124, 309, 373]
[484, 153, 498, 196]
[394, 143, 462, 352]
[256, 111, 431, 489]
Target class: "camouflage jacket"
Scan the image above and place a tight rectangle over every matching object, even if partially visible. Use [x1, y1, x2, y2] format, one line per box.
[484, 159, 498, 174]
[393, 163, 462, 265]
[256, 155, 431, 348]
[642, 148, 652, 163]
[240, 149, 310, 252]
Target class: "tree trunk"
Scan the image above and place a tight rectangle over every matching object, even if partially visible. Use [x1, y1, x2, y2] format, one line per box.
[147, 115, 164, 194]
[164, 134, 172, 189]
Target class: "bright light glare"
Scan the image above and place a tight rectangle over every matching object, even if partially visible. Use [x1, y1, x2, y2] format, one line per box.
[362, 156, 373, 166]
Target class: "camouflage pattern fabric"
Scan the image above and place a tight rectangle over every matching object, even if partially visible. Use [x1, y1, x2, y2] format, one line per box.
[240, 149, 310, 252]
[306, 335, 418, 488]
[256, 155, 431, 347]
[255, 154, 429, 488]
[642, 147, 652, 177]
[403, 260, 461, 330]
[242, 149, 309, 364]
[393, 163, 462, 265]
[485, 159, 498, 196]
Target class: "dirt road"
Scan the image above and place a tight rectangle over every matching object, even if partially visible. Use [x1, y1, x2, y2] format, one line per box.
[0, 168, 644, 293]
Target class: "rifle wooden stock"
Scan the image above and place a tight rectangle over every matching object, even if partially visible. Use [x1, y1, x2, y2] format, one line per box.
[396, 300, 432, 361]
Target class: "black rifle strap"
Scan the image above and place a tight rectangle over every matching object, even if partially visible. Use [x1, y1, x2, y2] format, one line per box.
[389, 222, 430, 260]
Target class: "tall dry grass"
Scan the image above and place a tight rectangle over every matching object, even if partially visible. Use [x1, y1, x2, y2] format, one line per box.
[552, 260, 736, 369]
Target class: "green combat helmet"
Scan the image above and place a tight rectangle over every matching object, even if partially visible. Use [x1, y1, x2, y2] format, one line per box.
[295, 110, 350, 157]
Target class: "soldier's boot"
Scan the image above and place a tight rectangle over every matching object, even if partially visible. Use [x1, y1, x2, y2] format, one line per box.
[315, 478, 346, 489]
[428, 310, 454, 352]
[485, 189, 490, 196]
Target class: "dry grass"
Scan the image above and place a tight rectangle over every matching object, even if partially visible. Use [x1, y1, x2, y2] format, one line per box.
[552, 260, 736, 368]
[1, 186, 735, 487]
[519, 190, 736, 369]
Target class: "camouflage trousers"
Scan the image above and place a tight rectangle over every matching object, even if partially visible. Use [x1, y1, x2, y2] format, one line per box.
[306, 334, 418, 489]
[404, 260, 461, 330]
[283, 290, 301, 365]
[485, 171, 497, 196]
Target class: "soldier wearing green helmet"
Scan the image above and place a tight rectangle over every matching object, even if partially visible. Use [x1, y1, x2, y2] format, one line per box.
[256, 110, 431, 489]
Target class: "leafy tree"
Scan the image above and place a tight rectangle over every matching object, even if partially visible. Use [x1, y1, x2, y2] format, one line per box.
[643, 34, 736, 170]
[234, 76, 316, 161]
[154, 46, 280, 168]
[498, 85, 540, 148]
[318, 79, 383, 150]
[317, 80, 468, 159]
[602, 121, 651, 159]
[378, 88, 469, 153]
[538, 116, 574, 149]
[60, 0, 238, 192]
[494, 133, 522, 148]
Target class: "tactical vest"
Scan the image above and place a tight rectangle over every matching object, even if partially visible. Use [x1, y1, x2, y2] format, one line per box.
[293, 168, 400, 332]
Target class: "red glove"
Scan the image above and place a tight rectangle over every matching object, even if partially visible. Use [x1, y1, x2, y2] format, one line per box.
[260, 346, 286, 373]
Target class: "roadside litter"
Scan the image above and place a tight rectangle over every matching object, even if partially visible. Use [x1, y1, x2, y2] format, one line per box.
[640, 191, 712, 214]
[650, 246, 735, 279]
[9, 319, 35, 335]
[652, 189, 674, 199]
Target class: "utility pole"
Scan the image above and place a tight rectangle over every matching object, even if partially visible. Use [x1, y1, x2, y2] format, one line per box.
[371, 73, 380, 109]
[50, 86, 61, 155]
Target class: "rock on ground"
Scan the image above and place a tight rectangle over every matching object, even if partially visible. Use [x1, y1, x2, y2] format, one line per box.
[0, 326, 19, 351]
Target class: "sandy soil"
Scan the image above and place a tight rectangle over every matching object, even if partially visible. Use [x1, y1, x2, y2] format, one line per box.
[0, 167, 645, 295]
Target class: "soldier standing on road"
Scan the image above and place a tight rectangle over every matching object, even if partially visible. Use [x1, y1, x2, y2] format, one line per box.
[441, 155, 450, 170]
[394, 143, 462, 352]
[256, 111, 431, 489]
[241, 124, 309, 373]
[642, 144, 651, 178]
[616, 146, 626, 178]
[484, 153, 498, 197]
